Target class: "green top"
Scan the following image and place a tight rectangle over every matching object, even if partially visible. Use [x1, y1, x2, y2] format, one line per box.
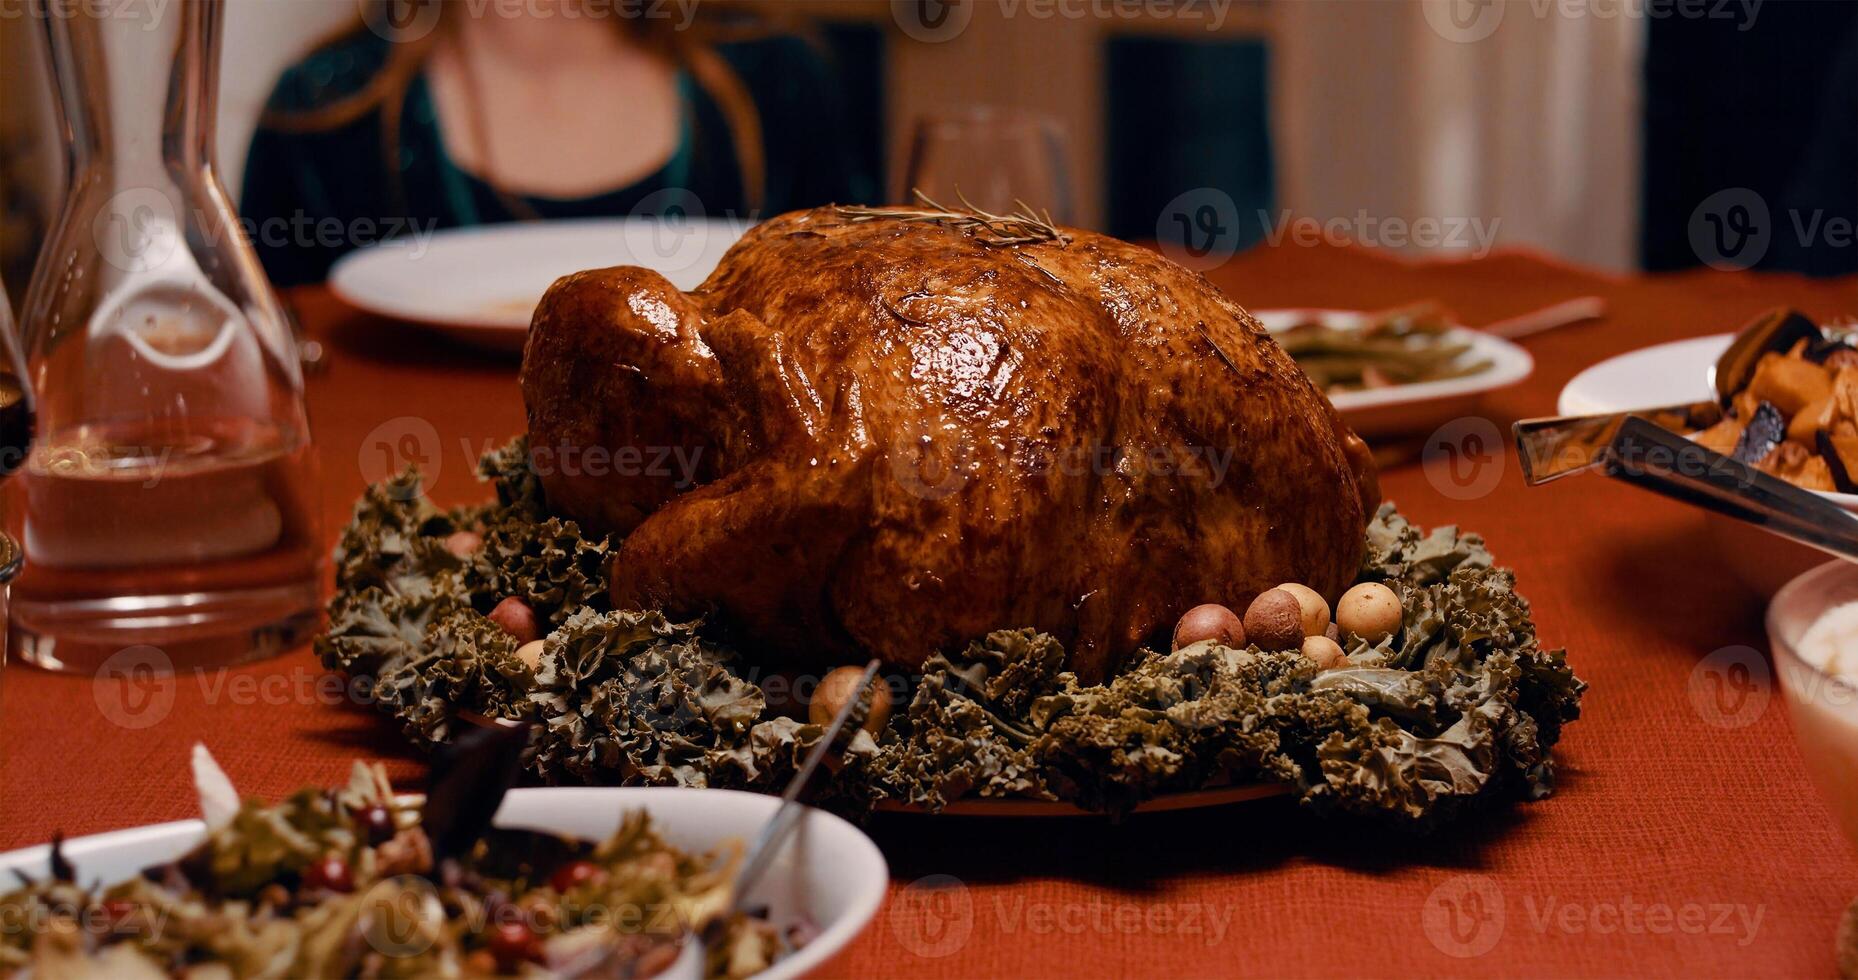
[240, 32, 873, 286]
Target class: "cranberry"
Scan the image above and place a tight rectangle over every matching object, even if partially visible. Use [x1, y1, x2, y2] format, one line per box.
[487, 920, 540, 972]
[99, 899, 140, 932]
[355, 804, 396, 846]
[548, 859, 605, 893]
[301, 854, 354, 893]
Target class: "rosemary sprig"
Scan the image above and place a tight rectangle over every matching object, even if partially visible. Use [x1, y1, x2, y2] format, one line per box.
[834, 189, 1070, 247]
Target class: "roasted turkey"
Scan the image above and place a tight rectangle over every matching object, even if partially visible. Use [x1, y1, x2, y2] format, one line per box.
[521, 208, 1379, 682]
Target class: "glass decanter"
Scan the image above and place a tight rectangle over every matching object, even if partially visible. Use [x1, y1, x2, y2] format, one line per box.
[14, 0, 322, 673]
[0, 276, 32, 650]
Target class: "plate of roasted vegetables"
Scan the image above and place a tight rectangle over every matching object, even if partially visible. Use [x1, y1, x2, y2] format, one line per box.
[0, 742, 887, 978]
[1558, 314, 1858, 592]
[1257, 305, 1533, 438]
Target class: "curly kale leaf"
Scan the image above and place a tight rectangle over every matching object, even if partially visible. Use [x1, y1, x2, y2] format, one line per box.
[461, 436, 614, 625]
[864, 630, 1060, 810]
[476, 434, 550, 522]
[330, 471, 469, 600]
[527, 609, 874, 791]
[865, 506, 1585, 825]
[327, 446, 1583, 829]
[317, 587, 530, 744]
[473, 518, 611, 627]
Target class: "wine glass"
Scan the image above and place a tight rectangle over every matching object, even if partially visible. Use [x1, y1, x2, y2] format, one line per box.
[903, 107, 1076, 224]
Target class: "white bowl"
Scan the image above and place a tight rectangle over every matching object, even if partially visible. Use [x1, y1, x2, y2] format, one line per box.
[1767, 560, 1858, 849]
[0, 787, 887, 980]
[1559, 333, 1858, 594]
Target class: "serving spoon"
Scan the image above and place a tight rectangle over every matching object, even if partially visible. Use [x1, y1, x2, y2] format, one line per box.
[1513, 307, 1821, 484]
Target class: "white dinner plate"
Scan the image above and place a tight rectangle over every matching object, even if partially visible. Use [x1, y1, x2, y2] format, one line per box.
[329, 217, 755, 352]
[1254, 308, 1535, 439]
[0, 786, 886, 980]
[1556, 332, 1730, 416]
[1555, 333, 1858, 594]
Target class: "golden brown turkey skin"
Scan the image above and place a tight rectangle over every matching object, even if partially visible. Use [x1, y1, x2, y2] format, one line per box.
[521, 209, 1379, 682]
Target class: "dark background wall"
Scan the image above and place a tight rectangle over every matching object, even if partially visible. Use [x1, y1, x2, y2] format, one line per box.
[1642, 0, 1858, 276]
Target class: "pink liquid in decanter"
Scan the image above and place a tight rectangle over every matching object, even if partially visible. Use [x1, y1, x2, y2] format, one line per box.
[20, 417, 311, 571]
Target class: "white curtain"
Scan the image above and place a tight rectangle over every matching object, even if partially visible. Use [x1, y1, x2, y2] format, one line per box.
[1271, 0, 1644, 270]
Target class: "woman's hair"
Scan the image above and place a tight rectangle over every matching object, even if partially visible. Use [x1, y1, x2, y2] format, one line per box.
[260, 0, 774, 212]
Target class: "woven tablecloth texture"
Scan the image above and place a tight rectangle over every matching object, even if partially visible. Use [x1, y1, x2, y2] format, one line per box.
[3, 242, 1855, 977]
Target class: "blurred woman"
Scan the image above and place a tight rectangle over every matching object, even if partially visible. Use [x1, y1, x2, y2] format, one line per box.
[241, 1, 872, 286]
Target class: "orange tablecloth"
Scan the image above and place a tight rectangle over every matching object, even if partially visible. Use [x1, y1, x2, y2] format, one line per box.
[4, 243, 1857, 977]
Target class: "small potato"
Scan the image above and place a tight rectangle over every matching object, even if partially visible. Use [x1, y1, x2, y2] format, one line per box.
[1173, 603, 1246, 650]
[1273, 583, 1331, 637]
[515, 639, 546, 670]
[809, 666, 893, 734]
[444, 530, 483, 558]
[1337, 582, 1402, 644]
[1300, 635, 1348, 671]
[1243, 589, 1305, 651]
[488, 597, 541, 644]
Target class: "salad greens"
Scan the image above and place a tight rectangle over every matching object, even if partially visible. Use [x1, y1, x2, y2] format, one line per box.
[319, 438, 1583, 827]
[1, 741, 783, 978]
